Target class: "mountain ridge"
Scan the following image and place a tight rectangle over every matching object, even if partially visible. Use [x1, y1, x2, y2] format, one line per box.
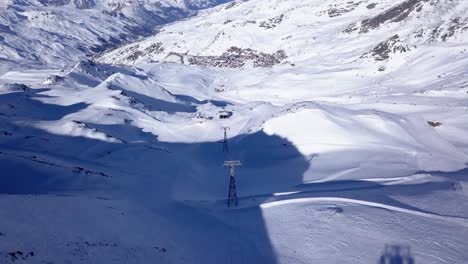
[99, 0, 468, 71]
[0, 0, 231, 73]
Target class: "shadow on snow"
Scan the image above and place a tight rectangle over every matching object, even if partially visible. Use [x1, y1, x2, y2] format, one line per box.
[0, 90, 466, 263]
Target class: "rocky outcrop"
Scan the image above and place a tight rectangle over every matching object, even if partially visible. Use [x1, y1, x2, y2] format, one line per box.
[124, 42, 164, 61]
[324, 1, 362, 17]
[259, 14, 284, 29]
[345, 0, 429, 33]
[430, 17, 468, 42]
[38, 0, 96, 8]
[362, 35, 412, 61]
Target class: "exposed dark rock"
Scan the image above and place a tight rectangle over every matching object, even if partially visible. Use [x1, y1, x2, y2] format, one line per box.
[413, 28, 425, 39]
[225, 2, 238, 9]
[259, 14, 284, 29]
[326, 1, 362, 17]
[126, 42, 164, 61]
[244, 20, 257, 25]
[346, 0, 429, 33]
[362, 35, 412, 61]
[127, 50, 144, 61]
[6, 251, 34, 262]
[71, 0, 96, 9]
[44, 75, 64, 84]
[154, 246, 167, 253]
[72, 120, 126, 143]
[343, 22, 358, 33]
[38, 0, 96, 9]
[412, 16, 468, 42]
[145, 42, 164, 54]
[439, 17, 467, 41]
[73, 167, 111, 178]
[17, 154, 61, 167]
[2, 83, 30, 92]
[427, 120, 442, 127]
[72, 119, 87, 128]
[1, 130, 12, 136]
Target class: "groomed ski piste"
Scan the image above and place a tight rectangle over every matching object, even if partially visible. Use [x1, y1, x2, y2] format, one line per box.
[1, 0, 468, 263]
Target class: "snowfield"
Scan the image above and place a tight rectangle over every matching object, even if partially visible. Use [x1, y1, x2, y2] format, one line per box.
[99, 0, 468, 68]
[1, 0, 468, 263]
[0, 0, 230, 73]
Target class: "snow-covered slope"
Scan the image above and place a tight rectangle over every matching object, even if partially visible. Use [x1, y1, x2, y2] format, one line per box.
[1, 0, 468, 263]
[1, 57, 468, 263]
[0, 0, 231, 72]
[100, 0, 468, 70]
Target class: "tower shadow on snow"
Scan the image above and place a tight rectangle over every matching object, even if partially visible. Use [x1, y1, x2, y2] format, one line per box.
[1, 87, 467, 262]
[0, 88, 311, 263]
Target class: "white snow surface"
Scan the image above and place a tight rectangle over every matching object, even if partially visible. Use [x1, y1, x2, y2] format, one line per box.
[100, 0, 468, 68]
[1, 0, 468, 263]
[0, 0, 230, 72]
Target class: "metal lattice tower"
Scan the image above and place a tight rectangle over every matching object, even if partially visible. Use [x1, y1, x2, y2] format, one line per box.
[221, 126, 230, 153]
[224, 160, 242, 207]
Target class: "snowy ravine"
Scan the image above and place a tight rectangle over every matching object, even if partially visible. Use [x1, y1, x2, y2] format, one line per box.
[0, 0, 231, 73]
[1, 0, 468, 264]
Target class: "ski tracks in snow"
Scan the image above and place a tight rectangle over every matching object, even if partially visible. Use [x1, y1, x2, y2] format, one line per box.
[259, 197, 468, 227]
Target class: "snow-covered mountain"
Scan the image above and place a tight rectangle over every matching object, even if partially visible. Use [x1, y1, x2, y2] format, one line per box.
[0, 0, 230, 72]
[2, 56, 468, 263]
[1, 0, 468, 263]
[100, 0, 468, 70]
